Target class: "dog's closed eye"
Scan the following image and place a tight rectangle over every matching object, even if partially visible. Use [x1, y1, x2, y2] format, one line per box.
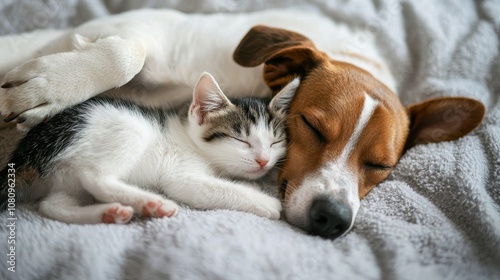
[364, 162, 393, 171]
[301, 115, 326, 143]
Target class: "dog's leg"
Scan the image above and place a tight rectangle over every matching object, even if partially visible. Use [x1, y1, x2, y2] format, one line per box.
[39, 191, 134, 224]
[79, 175, 178, 219]
[0, 35, 146, 129]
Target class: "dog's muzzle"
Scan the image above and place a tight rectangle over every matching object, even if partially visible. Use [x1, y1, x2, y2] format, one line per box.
[308, 197, 352, 238]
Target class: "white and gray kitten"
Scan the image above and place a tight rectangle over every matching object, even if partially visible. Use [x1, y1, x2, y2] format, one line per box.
[0, 73, 298, 224]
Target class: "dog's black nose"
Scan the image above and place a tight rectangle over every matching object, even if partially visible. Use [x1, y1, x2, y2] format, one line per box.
[309, 198, 352, 238]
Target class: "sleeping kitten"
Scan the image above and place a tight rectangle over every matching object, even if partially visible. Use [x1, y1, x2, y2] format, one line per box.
[0, 72, 299, 224]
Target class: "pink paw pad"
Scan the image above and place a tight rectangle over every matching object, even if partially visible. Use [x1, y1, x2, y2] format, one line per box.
[142, 201, 177, 218]
[102, 205, 133, 224]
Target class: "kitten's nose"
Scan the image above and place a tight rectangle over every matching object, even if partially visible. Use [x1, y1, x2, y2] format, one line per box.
[255, 158, 269, 168]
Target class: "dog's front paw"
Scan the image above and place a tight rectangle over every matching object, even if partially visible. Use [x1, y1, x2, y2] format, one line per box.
[2, 102, 66, 132]
[1, 56, 78, 129]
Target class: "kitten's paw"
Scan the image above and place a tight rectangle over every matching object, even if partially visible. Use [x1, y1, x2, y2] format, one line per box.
[250, 196, 282, 220]
[141, 199, 178, 218]
[102, 204, 134, 224]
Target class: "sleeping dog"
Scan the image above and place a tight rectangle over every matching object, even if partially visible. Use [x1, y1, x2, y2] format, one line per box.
[0, 9, 485, 238]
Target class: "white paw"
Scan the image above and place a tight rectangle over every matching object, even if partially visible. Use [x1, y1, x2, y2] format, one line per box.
[249, 195, 282, 220]
[140, 198, 179, 218]
[0, 54, 81, 129]
[101, 204, 134, 224]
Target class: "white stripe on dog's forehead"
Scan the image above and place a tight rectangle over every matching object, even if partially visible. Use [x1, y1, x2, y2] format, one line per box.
[338, 93, 378, 163]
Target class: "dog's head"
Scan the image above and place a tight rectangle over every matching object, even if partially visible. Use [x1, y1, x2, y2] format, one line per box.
[234, 26, 485, 238]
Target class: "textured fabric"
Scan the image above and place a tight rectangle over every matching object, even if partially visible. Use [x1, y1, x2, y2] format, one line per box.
[1, 0, 499, 279]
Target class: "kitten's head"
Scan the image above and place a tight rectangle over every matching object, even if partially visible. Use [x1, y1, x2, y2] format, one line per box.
[187, 72, 299, 180]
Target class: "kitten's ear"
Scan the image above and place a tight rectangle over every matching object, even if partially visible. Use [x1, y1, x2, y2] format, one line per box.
[269, 77, 300, 112]
[191, 72, 232, 125]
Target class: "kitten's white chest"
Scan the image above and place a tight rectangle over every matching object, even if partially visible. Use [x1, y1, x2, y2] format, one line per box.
[126, 119, 211, 190]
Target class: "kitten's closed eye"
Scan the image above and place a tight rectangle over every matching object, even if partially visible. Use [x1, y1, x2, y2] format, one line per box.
[231, 137, 284, 148]
[203, 132, 229, 142]
[230, 136, 251, 148]
[271, 139, 284, 147]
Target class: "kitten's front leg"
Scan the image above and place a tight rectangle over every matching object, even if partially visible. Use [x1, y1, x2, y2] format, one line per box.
[163, 176, 282, 219]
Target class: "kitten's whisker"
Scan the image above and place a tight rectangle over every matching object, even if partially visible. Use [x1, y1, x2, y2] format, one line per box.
[249, 82, 260, 99]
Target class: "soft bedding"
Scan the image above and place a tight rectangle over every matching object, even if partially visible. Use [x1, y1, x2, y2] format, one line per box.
[0, 0, 499, 279]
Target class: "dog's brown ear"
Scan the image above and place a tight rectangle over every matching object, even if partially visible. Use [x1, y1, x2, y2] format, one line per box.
[233, 25, 326, 92]
[404, 97, 486, 150]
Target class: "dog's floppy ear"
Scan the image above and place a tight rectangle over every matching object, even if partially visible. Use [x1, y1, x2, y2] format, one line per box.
[233, 25, 326, 92]
[404, 97, 485, 150]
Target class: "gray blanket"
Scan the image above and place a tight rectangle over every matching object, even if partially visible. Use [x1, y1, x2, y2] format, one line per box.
[1, 0, 499, 279]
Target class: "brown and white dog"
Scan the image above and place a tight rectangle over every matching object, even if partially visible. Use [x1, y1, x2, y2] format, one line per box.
[234, 26, 485, 237]
[0, 9, 485, 238]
